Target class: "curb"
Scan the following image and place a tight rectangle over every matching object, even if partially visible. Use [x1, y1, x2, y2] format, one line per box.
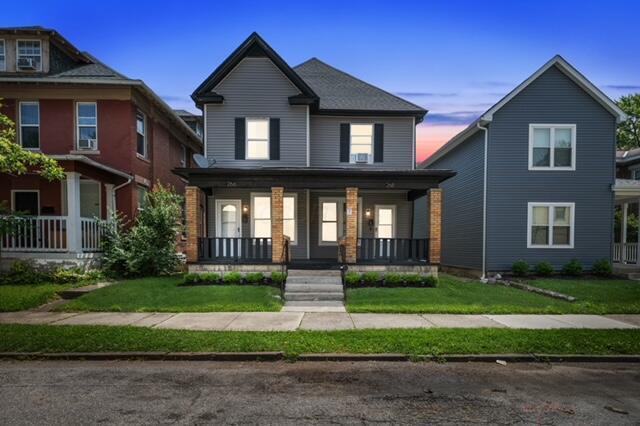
[0, 352, 639, 362]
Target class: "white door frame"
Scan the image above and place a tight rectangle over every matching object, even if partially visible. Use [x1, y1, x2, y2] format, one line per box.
[374, 204, 397, 238]
[214, 199, 242, 238]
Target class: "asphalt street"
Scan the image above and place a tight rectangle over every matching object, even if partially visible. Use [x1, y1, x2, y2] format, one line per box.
[0, 360, 638, 425]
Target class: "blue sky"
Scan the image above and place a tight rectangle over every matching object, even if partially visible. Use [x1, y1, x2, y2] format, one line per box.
[4, 0, 639, 160]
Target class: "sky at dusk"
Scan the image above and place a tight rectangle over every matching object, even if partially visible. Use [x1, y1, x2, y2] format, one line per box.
[4, 0, 640, 163]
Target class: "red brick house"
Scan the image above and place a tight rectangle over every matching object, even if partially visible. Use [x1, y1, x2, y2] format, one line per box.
[0, 27, 201, 267]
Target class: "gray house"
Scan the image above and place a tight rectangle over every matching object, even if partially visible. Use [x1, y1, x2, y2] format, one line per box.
[420, 56, 627, 278]
[177, 33, 453, 273]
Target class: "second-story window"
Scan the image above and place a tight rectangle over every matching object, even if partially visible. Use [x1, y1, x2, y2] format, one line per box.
[19, 102, 39, 149]
[77, 102, 97, 150]
[350, 124, 373, 164]
[17, 40, 42, 71]
[136, 111, 147, 158]
[246, 118, 269, 160]
[0, 40, 5, 71]
[529, 124, 576, 170]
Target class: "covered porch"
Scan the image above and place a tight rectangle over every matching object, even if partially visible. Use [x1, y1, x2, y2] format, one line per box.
[178, 167, 454, 270]
[613, 179, 640, 267]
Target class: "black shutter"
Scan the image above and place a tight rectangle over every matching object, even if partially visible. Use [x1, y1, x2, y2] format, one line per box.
[340, 123, 350, 162]
[269, 118, 280, 160]
[374, 123, 384, 163]
[235, 117, 245, 160]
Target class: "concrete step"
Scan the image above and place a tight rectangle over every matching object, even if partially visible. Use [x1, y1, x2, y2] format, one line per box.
[282, 300, 346, 312]
[286, 276, 342, 285]
[285, 292, 344, 301]
[287, 269, 341, 277]
[286, 284, 343, 293]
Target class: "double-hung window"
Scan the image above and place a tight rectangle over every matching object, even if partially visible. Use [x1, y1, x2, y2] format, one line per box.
[250, 193, 297, 243]
[246, 118, 269, 159]
[19, 102, 40, 149]
[0, 40, 5, 71]
[529, 124, 576, 170]
[350, 123, 373, 163]
[528, 203, 574, 248]
[77, 102, 97, 150]
[17, 40, 42, 71]
[136, 111, 147, 158]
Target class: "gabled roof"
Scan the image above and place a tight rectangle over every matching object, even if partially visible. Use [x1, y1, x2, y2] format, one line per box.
[191, 32, 318, 107]
[422, 55, 628, 168]
[294, 58, 427, 121]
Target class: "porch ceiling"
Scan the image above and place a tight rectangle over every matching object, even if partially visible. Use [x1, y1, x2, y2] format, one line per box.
[174, 167, 455, 191]
[614, 179, 640, 201]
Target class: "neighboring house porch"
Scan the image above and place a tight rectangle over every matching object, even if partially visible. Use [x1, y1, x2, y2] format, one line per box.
[0, 155, 131, 268]
[178, 167, 452, 272]
[613, 179, 640, 268]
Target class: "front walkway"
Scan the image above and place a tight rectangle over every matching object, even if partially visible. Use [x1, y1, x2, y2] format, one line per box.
[1, 311, 638, 331]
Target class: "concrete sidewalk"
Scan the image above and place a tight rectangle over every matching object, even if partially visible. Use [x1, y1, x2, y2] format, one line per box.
[0, 311, 638, 331]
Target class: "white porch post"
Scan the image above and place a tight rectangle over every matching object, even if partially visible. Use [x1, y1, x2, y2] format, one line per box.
[105, 184, 115, 217]
[622, 202, 628, 246]
[66, 172, 82, 253]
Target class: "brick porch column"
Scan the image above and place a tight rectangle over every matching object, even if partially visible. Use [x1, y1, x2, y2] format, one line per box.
[428, 188, 442, 264]
[185, 186, 203, 263]
[345, 187, 359, 263]
[271, 187, 284, 263]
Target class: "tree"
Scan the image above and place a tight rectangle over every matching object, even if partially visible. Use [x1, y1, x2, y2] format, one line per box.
[617, 94, 640, 150]
[0, 101, 64, 180]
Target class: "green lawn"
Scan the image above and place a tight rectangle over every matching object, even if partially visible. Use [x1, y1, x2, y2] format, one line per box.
[347, 274, 640, 314]
[0, 284, 72, 312]
[1, 324, 638, 355]
[58, 276, 283, 312]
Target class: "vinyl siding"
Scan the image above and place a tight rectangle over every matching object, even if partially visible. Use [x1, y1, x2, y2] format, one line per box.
[486, 65, 616, 271]
[205, 57, 307, 167]
[428, 132, 484, 270]
[309, 116, 414, 169]
[412, 195, 429, 239]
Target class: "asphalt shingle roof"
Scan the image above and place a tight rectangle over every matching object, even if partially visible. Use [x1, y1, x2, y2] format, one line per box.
[293, 58, 425, 113]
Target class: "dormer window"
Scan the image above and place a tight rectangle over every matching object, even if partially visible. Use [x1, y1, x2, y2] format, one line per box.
[17, 40, 42, 71]
[0, 40, 5, 71]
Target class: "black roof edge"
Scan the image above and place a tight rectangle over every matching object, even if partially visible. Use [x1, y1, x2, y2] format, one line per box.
[288, 94, 317, 105]
[313, 108, 428, 123]
[192, 32, 318, 105]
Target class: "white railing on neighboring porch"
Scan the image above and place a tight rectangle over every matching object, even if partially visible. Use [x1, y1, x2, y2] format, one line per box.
[0, 215, 103, 253]
[613, 243, 638, 264]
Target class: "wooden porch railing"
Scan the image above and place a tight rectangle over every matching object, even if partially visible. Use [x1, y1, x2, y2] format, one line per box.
[198, 237, 272, 263]
[357, 238, 429, 264]
[613, 242, 638, 264]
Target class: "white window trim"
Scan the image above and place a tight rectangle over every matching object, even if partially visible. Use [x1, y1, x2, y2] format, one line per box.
[16, 39, 42, 72]
[318, 197, 363, 246]
[18, 101, 40, 150]
[136, 110, 147, 159]
[246, 118, 270, 160]
[528, 124, 576, 171]
[374, 204, 397, 239]
[249, 192, 297, 244]
[76, 101, 98, 151]
[349, 123, 374, 164]
[11, 189, 40, 214]
[0, 39, 6, 72]
[527, 202, 575, 249]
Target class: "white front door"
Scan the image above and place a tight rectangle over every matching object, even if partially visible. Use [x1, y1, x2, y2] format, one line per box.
[375, 205, 396, 256]
[215, 200, 242, 256]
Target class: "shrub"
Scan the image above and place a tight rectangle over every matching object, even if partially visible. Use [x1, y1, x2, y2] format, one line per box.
[51, 268, 85, 284]
[534, 262, 554, 277]
[99, 214, 130, 278]
[183, 273, 200, 285]
[223, 271, 243, 285]
[592, 259, 612, 277]
[0, 260, 49, 285]
[422, 276, 438, 287]
[511, 260, 529, 277]
[245, 272, 265, 285]
[201, 272, 221, 284]
[270, 271, 287, 285]
[384, 273, 403, 286]
[361, 272, 381, 285]
[344, 272, 361, 286]
[562, 259, 583, 276]
[403, 273, 422, 286]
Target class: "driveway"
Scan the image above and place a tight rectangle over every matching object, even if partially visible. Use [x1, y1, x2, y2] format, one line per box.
[0, 361, 638, 424]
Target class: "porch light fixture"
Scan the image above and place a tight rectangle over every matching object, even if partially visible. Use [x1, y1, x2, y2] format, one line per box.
[365, 208, 372, 218]
[242, 204, 249, 213]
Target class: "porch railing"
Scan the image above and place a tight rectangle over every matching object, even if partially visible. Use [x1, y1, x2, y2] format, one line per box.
[357, 238, 429, 264]
[81, 218, 102, 252]
[198, 237, 272, 263]
[0, 215, 68, 252]
[613, 242, 638, 264]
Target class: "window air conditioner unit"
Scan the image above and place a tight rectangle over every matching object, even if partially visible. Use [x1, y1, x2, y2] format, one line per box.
[355, 153, 370, 163]
[17, 57, 37, 70]
[78, 138, 96, 150]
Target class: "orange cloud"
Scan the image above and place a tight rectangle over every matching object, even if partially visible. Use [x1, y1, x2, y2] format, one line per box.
[416, 123, 468, 163]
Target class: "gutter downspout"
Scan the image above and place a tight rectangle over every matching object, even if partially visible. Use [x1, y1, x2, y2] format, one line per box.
[111, 176, 133, 215]
[477, 122, 489, 282]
